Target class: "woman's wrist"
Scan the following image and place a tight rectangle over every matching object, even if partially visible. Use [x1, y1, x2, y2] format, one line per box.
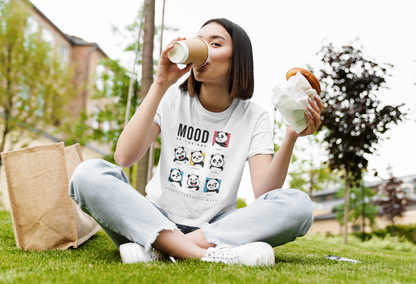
[284, 128, 298, 144]
[151, 81, 170, 95]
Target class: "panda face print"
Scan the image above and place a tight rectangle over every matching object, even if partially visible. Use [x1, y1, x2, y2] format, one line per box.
[191, 151, 204, 163]
[209, 154, 225, 171]
[187, 174, 200, 191]
[207, 179, 219, 190]
[170, 169, 182, 181]
[190, 150, 205, 167]
[213, 131, 230, 148]
[204, 178, 221, 194]
[168, 168, 183, 186]
[216, 132, 228, 143]
[173, 147, 189, 163]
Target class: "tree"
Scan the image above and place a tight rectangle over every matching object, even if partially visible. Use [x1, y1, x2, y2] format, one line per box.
[274, 117, 339, 198]
[373, 167, 407, 236]
[62, 4, 171, 188]
[289, 161, 340, 199]
[334, 182, 379, 232]
[62, 7, 145, 154]
[317, 42, 406, 244]
[62, 57, 137, 158]
[273, 117, 299, 162]
[0, 0, 76, 169]
[135, 0, 156, 195]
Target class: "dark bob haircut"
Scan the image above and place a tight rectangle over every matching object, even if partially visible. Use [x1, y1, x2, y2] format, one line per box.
[179, 18, 254, 100]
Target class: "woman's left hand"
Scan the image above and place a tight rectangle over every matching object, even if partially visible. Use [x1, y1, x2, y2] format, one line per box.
[287, 95, 324, 138]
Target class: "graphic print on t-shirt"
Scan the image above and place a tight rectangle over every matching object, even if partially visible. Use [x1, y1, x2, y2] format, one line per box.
[186, 174, 201, 191]
[176, 123, 210, 148]
[190, 150, 205, 168]
[203, 178, 221, 194]
[212, 131, 230, 148]
[168, 168, 183, 187]
[209, 153, 225, 171]
[173, 146, 189, 164]
[168, 123, 232, 198]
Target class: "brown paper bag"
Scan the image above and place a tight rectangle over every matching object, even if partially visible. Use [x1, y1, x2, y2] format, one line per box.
[1, 142, 100, 251]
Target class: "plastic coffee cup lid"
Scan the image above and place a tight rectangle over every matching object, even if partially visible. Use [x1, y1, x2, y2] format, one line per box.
[168, 41, 189, 64]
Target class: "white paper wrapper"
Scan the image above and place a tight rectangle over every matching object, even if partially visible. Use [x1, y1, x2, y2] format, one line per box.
[271, 71, 318, 133]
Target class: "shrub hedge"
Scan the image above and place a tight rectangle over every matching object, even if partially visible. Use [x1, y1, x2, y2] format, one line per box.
[354, 224, 416, 244]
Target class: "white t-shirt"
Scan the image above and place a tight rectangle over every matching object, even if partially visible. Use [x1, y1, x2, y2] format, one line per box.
[146, 87, 274, 227]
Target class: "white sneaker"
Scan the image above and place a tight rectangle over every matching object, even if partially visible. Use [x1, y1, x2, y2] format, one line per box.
[120, 242, 167, 264]
[201, 242, 275, 266]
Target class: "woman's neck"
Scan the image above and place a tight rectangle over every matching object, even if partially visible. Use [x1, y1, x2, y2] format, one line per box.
[198, 83, 233, 113]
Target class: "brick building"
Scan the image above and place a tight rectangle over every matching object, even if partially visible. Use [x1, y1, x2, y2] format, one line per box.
[0, 0, 114, 209]
[308, 174, 416, 235]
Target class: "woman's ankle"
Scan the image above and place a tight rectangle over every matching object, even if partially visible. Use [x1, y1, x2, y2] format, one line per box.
[186, 229, 216, 249]
[153, 229, 207, 259]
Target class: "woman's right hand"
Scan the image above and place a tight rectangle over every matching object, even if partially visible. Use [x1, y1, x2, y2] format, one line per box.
[154, 37, 193, 88]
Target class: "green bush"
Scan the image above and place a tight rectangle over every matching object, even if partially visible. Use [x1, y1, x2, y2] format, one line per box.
[354, 224, 416, 244]
[385, 224, 416, 244]
[307, 233, 416, 253]
[354, 229, 388, 241]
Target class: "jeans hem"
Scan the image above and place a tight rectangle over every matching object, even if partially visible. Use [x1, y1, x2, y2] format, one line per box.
[144, 223, 177, 253]
[201, 223, 221, 247]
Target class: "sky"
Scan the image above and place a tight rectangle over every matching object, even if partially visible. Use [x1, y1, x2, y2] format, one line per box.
[30, 0, 416, 204]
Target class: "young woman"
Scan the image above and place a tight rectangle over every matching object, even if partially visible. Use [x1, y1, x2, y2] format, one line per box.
[69, 18, 323, 266]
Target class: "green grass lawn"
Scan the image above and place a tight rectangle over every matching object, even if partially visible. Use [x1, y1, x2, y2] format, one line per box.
[1, 210, 415, 284]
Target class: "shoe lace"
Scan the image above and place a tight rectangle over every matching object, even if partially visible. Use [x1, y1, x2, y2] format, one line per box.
[149, 248, 176, 263]
[203, 246, 239, 264]
[149, 248, 165, 261]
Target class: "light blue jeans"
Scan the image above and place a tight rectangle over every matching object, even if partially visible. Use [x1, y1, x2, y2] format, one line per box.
[69, 159, 313, 252]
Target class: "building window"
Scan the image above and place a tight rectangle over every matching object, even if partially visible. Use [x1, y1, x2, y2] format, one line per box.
[26, 16, 38, 35]
[96, 65, 114, 96]
[41, 28, 54, 45]
[92, 105, 110, 132]
[92, 106, 100, 129]
[57, 43, 69, 65]
[41, 28, 54, 59]
[107, 70, 114, 96]
[96, 65, 105, 92]
[102, 120, 110, 133]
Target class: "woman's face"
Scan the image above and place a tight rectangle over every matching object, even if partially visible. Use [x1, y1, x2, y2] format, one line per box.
[193, 23, 233, 86]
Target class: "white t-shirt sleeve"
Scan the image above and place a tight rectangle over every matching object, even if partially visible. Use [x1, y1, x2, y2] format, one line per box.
[154, 88, 175, 128]
[247, 111, 274, 159]
[154, 98, 163, 128]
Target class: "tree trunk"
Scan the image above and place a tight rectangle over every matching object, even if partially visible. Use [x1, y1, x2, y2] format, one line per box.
[136, 151, 150, 195]
[135, 0, 155, 195]
[128, 81, 139, 185]
[0, 125, 8, 167]
[362, 183, 365, 242]
[343, 169, 350, 245]
[0, 126, 7, 186]
[391, 214, 395, 237]
[309, 170, 314, 200]
[1, 43, 13, 168]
